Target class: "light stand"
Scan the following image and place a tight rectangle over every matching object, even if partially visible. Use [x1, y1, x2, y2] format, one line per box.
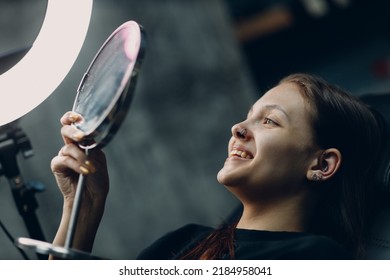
[16, 149, 102, 259]
[0, 122, 46, 259]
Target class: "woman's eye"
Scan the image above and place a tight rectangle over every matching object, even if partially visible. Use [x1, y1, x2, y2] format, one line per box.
[264, 118, 277, 126]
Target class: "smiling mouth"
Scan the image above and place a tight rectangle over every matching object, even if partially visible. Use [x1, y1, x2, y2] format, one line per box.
[230, 149, 253, 159]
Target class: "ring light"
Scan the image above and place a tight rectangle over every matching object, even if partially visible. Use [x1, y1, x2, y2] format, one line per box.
[0, 0, 93, 126]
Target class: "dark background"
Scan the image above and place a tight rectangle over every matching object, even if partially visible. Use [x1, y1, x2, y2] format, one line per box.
[0, 0, 389, 259]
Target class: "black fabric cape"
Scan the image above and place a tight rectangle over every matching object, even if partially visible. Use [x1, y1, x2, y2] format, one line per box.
[136, 224, 353, 260]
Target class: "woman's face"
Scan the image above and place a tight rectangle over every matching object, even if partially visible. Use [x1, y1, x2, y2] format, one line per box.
[217, 82, 319, 201]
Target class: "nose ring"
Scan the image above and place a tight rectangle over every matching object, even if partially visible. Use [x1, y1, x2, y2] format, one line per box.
[240, 128, 247, 137]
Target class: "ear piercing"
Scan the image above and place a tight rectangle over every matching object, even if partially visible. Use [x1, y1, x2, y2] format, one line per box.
[312, 173, 322, 181]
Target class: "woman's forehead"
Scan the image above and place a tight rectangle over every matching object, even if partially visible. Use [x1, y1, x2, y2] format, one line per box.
[252, 83, 309, 115]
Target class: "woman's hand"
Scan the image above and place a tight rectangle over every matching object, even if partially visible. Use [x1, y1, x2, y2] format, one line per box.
[50, 111, 109, 255]
[51, 111, 109, 206]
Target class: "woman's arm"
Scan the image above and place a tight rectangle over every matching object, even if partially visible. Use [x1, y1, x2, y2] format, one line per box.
[49, 112, 109, 258]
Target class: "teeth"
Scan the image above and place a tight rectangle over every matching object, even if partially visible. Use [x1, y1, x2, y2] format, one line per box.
[230, 149, 252, 159]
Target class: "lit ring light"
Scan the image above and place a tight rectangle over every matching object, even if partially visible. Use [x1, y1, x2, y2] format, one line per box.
[0, 0, 93, 126]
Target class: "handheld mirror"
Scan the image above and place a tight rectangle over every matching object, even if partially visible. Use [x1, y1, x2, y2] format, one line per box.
[73, 20, 145, 149]
[16, 20, 146, 259]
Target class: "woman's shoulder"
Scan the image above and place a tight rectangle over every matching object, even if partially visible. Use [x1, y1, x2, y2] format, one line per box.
[284, 233, 353, 259]
[234, 229, 354, 260]
[136, 224, 214, 260]
[156, 223, 214, 242]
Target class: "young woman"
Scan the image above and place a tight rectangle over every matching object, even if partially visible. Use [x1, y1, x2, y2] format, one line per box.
[50, 73, 387, 260]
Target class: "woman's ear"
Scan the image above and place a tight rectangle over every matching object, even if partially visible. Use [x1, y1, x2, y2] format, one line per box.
[306, 148, 342, 182]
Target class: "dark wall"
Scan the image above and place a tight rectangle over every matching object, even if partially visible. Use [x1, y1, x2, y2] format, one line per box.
[225, 0, 390, 95]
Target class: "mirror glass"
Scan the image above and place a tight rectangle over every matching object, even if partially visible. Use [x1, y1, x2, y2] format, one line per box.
[72, 21, 145, 149]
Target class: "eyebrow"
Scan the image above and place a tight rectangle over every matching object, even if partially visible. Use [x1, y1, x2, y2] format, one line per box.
[248, 104, 290, 122]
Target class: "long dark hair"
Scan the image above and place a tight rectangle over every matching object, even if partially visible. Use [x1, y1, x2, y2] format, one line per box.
[182, 73, 387, 259]
[180, 219, 238, 260]
[282, 73, 387, 258]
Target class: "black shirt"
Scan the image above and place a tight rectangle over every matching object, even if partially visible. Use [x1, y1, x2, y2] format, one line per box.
[137, 224, 353, 260]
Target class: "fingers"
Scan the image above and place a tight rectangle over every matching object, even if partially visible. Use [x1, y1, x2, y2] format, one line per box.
[61, 125, 85, 145]
[56, 112, 102, 175]
[52, 143, 96, 175]
[60, 111, 85, 145]
[60, 111, 83, 126]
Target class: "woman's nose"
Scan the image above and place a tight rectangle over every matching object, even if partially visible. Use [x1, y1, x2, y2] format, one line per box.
[232, 123, 248, 140]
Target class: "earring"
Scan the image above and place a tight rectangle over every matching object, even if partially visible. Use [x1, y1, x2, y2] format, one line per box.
[322, 165, 328, 172]
[312, 173, 322, 181]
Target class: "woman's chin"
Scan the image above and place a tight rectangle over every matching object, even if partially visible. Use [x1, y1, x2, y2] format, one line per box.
[217, 167, 240, 187]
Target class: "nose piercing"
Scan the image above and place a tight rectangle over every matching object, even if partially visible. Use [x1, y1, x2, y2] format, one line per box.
[240, 128, 247, 137]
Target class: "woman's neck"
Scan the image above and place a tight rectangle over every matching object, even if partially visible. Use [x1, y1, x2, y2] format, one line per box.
[236, 194, 309, 232]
